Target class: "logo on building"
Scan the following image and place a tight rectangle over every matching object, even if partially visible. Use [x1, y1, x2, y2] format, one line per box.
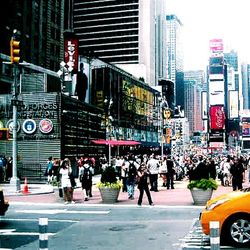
[6, 119, 21, 134]
[39, 119, 53, 134]
[22, 119, 36, 134]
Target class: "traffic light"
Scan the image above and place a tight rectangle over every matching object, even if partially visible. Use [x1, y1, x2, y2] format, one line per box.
[0, 128, 9, 140]
[10, 38, 20, 63]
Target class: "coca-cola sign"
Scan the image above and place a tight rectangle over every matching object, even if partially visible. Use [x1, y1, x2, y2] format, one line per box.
[210, 105, 225, 130]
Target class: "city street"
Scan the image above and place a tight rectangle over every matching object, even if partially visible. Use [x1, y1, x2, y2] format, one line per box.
[2, 178, 249, 249]
[0, 203, 200, 250]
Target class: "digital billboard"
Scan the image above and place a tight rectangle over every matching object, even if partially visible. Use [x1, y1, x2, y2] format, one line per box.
[229, 91, 239, 119]
[242, 117, 250, 137]
[209, 39, 224, 53]
[201, 91, 208, 120]
[209, 81, 224, 105]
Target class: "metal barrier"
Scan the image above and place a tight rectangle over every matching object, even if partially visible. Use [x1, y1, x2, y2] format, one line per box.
[39, 218, 48, 250]
[18, 163, 46, 182]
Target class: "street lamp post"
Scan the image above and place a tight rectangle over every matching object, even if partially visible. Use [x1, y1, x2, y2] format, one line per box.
[104, 98, 113, 166]
[158, 96, 168, 159]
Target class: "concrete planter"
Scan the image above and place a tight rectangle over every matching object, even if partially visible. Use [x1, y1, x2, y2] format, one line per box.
[99, 187, 120, 203]
[190, 188, 213, 206]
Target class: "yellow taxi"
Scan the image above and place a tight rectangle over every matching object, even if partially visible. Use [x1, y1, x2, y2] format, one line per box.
[0, 188, 9, 216]
[200, 187, 250, 247]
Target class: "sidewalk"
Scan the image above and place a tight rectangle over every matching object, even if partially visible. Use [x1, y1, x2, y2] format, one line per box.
[2, 176, 249, 206]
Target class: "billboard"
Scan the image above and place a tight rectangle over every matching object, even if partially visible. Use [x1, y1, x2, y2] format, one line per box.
[209, 81, 224, 105]
[242, 117, 250, 137]
[210, 105, 225, 130]
[229, 91, 239, 119]
[201, 91, 208, 120]
[209, 39, 224, 53]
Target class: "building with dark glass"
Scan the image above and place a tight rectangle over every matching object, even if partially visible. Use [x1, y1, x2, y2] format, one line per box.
[0, 0, 64, 72]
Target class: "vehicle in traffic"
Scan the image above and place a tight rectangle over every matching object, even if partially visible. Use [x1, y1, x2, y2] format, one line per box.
[0, 188, 9, 216]
[200, 187, 250, 247]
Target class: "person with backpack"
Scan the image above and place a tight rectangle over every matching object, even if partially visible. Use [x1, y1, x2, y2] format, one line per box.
[126, 155, 139, 200]
[79, 159, 94, 201]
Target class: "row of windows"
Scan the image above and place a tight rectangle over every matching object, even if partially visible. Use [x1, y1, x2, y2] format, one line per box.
[79, 29, 139, 39]
[75, 23, 139, 34]
[74, 10, 139, 20]
[75, 18, 139, 28]
[80, 36, 138, 46]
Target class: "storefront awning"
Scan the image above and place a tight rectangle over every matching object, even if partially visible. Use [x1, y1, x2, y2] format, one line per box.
[91, 139, 141, 146]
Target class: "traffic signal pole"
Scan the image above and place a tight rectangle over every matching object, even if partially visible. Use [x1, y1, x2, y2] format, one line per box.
[9, 63, 21, 192]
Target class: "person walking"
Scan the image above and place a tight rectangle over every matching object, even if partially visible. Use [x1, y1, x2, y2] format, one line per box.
[166, 155, 175, 189]
[137, 163, 154, 206]
[59, 158, 75, 204]
[46, 156, 54, 184]
[230, 157, 245, 191]
[147, 154, 160, 192]
[121, 157, 129, 192]
[79, 159, 93, 201]
[126, 156, 138, 200]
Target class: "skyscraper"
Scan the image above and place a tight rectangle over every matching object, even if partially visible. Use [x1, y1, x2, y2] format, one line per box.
[184, 70, 205, 134]
[166, 14, 184, 109]
[73, 0, 167, 85]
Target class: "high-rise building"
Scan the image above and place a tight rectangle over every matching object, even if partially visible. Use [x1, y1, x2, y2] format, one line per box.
[166, 14, 184, 109]
[73, 0, 167, 85]
[184, 70, 206, 134]
[241, 63, 250, 110]
[0, 0, 65, 72]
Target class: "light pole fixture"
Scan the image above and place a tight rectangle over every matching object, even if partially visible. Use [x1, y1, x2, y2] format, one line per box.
[104, 98, 113, 166]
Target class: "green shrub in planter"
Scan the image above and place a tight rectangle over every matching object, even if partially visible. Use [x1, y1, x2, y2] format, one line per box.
[187, 178, 218, 191]
[96, 166, 122, 189]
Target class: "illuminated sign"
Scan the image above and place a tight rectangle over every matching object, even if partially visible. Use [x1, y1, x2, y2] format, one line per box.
[64, 38, 79, 72]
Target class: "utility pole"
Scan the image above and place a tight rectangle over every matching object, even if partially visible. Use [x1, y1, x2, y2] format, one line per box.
[9, 29, 21, 192]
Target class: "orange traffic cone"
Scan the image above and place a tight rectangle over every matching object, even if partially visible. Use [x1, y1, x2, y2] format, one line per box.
[22, 177, 29, 194]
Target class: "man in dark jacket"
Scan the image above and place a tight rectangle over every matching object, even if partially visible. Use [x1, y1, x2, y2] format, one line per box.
[166, 155, 175, 189]
[230, 157, 245, 191]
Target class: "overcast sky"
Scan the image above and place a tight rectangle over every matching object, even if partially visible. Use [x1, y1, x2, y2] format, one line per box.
[166, 0, 250, 71]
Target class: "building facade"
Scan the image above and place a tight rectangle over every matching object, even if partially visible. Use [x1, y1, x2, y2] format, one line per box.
[166, 14, 184, 109]
[73, 0, 167, 86]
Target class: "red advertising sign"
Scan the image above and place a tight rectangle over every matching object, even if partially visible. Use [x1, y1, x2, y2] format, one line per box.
[210, 105, 225, 130]
[64, 38, 79, 72]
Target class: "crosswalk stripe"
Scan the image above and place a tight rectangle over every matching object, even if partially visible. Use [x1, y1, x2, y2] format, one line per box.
[15, 209, 110, 214]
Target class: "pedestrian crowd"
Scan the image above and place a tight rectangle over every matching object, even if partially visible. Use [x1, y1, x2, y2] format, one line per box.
[31, 151, 250, 205]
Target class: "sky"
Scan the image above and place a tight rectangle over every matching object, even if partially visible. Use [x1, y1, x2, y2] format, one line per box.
[166, 0, 250, 71]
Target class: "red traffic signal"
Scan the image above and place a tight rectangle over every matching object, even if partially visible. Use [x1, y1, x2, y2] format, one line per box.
[10, 38, 20, 63]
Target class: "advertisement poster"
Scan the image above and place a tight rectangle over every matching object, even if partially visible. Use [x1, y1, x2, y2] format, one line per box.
[210, 105, 225, 130]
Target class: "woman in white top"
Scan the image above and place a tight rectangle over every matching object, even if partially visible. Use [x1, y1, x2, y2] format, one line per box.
[59, 158, 74, 204]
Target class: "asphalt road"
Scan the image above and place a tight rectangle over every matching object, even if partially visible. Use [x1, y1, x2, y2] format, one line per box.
[0, 203, 201, 250]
